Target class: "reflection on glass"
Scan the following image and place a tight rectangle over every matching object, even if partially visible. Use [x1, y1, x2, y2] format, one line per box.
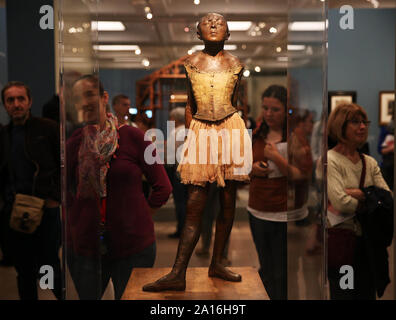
[59, 0, 329, 300]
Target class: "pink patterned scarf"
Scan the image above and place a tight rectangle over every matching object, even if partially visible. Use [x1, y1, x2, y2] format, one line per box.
[77, 113, 119, 199]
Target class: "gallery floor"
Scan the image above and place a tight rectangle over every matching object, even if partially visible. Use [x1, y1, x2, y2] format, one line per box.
[0, 186, 394, 300]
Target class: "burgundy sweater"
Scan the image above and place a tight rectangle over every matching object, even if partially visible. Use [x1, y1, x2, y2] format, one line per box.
[66, 125, 172, 259]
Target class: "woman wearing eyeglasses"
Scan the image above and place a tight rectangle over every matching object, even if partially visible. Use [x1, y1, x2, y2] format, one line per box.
[327, 103, 390, 300]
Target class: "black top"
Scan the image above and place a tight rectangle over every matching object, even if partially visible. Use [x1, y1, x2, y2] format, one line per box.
[11, 125, 35, 195]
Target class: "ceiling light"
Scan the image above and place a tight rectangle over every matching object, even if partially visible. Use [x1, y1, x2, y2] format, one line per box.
[93, 21, 126, 31]
[93, 45, 140, 51]
[144, 6, 151, 13]
[254, 66, 261, 72]
[62, 57, 89, 63]
[142, 59, 150, 67]
[277, 57, 288, 62]
[243, 70, 250, 77]
[113, 58, 139, 62]
[288, 21, 328, 31]
[146, 13, 153, 20]
[135, 48, 141, 55]
[276, 47, 282, 53]
[227, 21, 252, 31]
[269, 27, 277, 33]
[287, 44, 306, 51]
[190, 44, 237, 52]
[194, 0, 200, 4]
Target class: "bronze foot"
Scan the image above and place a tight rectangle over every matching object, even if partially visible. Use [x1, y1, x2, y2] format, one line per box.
[208, 263, 242, 282]
[142, 272, 186, 292]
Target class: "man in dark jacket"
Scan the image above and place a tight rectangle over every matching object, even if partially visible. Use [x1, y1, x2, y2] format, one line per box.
[0, 81, 61, 300]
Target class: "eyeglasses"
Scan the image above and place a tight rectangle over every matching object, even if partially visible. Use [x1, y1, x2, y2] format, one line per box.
[347, 119, 371, 127]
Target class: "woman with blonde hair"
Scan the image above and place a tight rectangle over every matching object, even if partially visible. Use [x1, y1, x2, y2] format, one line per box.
[327, 103, 391, 299]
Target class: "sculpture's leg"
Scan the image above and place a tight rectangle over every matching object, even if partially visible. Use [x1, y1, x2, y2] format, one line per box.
[208, 181, 242, 282]
[142, 184, 208, 292]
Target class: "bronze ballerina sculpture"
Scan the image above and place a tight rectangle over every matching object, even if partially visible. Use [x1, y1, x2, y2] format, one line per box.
[143, 13, 252, 292]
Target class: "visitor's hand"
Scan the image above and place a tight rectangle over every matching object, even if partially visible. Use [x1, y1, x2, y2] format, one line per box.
[263, 142, 280, 161]
[345, 188, 365, 202]
[382, 143, 394, 155]
[251, 161, 273, 178]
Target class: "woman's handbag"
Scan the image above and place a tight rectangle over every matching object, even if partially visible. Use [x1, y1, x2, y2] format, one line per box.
[9, 193, 45, 234]
[327, 153, 366, 270]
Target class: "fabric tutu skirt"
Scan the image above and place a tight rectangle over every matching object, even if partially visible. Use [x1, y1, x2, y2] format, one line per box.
[177, 112, 252, 187]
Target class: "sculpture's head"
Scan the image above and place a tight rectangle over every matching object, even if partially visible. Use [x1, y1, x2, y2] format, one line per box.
[197, 13, 230, 43]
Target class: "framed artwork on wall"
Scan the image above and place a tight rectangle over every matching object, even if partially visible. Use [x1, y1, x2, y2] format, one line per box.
[328, 91, 357, 113]
[379, 91, 395, 126]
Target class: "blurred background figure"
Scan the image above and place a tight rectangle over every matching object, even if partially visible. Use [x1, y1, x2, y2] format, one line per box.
[112, 94, 135, 127]
[247, 85, 312, 300]
[245, 105, 257, 131]
[66, 75, 172, 299]
[378, 114, 394, 191]
[166, 107, 188, 239]
[0, 81, 61, 300]
[326, 103, 391, 300]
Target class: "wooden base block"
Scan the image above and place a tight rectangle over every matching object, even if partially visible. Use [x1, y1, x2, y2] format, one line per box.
[122, 267, 269, 300]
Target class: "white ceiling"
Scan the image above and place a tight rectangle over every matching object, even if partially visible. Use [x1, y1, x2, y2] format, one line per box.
[60, 0, 395, 71]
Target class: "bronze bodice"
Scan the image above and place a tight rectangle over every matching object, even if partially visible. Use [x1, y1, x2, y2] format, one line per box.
[185, 62, 243, 122]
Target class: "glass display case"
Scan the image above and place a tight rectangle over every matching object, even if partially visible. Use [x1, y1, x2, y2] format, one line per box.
[55, 0, 395, 301]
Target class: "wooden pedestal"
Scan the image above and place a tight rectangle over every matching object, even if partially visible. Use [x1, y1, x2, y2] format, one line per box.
[121, 267, 269, 300]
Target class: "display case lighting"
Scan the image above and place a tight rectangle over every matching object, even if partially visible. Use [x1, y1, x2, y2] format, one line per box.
[287, 44, 306, 51]
[227, 21, 252, 31]
[129, 108, 138, 115]
[91, 21, 125, 31]
[93, 45, 140, 51]
[288, 21, 328, 31]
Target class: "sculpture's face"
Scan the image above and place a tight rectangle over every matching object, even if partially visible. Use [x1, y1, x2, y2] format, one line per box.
[198, 14, 229, 42]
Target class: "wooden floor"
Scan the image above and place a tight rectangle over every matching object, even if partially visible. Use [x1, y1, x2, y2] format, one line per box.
[0, 187, 394, 300]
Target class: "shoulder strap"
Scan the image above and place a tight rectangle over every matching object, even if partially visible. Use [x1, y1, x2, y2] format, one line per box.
[359, 153, 366, 189]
